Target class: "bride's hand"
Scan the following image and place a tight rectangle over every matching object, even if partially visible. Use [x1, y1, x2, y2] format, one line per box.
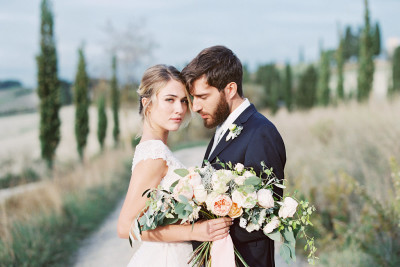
[191, 218, 233, 242]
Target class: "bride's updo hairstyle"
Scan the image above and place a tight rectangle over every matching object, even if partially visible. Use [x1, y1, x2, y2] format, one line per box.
[137, 64, 192, 125]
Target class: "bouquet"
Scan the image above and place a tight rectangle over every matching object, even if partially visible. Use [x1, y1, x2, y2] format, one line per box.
[130, 160, 318, 266]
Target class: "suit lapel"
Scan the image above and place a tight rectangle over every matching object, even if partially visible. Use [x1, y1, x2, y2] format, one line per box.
[207, 104, 257, 163]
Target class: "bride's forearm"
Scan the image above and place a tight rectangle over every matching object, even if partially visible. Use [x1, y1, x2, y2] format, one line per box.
[138, 224, 194, 242]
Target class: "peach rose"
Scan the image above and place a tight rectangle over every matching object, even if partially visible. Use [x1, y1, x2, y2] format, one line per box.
[212, 195, 233, 216]
[228, 202, 243, 218]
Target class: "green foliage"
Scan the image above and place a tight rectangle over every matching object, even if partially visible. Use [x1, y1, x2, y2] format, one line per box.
[336, 36, 345, 100]
[97, 94, 107, 150]
[391, 46, 400, 95]
[343, 26, 360, 61]
[242, 64, 251, 84]
[283, 63, 293, 112]
[296, 65, 318, 109]
[0, 168, 39, 189]
[74, 47, 90, 160]
[317, 51, 331, 106]
[36, 0, 61, 169]
[372, 22, 381, 56]
[357, 0, 375, 102]
[111, 55, 120, 145]
[255, 64, 281, 114]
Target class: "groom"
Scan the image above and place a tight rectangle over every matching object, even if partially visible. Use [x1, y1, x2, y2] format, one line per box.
[182, 45, 286, 267]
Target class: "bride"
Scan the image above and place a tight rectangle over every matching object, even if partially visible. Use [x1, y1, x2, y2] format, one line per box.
[117, 65, 232, 267]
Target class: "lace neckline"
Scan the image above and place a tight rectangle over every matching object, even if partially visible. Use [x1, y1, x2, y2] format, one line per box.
[136, 139, 167, 148]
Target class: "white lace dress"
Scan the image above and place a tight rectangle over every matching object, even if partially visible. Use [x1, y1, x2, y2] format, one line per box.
[127, 140, 193, 267]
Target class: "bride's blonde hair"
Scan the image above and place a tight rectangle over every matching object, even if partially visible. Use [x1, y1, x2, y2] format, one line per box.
[137, 64, 192, 124]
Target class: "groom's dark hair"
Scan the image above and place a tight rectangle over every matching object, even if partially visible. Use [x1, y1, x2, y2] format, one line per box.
[181, 45, 243, 97]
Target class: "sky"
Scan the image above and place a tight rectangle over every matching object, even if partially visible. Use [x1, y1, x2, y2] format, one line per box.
[1, 0, 400, 87]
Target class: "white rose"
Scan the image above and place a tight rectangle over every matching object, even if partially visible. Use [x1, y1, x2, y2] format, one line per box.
[235, 163, 244, 173]
[229, 124, 237, 131]
[193, 184, 208, 203]
[243, 171, 254, 178]
[232, 190, 246, 207]
[245, 222, 260, 233]
[257, 189, 275, 209]
[263, 216, 280, 234]
[234, 175, 246, 186]
[278, 197, 298, 219]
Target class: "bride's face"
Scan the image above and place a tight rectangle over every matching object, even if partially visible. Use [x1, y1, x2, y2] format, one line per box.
[148, 79, 189, 132]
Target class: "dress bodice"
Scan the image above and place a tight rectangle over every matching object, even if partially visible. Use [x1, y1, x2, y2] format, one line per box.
[128, 140, 192, 267]
[131, 140, 185, 190]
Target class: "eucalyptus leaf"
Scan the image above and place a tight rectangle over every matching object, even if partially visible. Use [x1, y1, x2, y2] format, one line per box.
[169, 180, 179, 192]
[244, 176, 261, 186]
[266, 229, 282, 242]
[279, 243, 292, 264]
[283, 228, 296, 247]
[174, 168, 189, 177]
[275, 183, 286, 189]
[179, 195, 189, 204]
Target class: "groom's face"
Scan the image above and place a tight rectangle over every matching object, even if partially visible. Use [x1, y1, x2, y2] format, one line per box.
[191, 76, 230, 129]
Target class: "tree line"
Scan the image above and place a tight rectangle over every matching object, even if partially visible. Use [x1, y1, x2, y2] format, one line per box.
[37, 0, 120, 168]
[252, 0, 400, 114]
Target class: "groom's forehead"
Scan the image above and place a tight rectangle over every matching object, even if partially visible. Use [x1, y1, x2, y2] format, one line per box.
[191, 77, 218, 95]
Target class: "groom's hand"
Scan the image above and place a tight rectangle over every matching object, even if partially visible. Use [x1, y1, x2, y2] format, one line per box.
[191, 218, 233, 242]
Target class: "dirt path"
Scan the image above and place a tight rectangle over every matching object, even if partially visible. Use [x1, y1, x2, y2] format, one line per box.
[72, 146, 307, 267]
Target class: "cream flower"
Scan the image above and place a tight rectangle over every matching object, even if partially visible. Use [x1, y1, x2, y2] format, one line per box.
[263, 216, 280, 234]
[278, 197, 298, 218]
[257, 189, 275, 209]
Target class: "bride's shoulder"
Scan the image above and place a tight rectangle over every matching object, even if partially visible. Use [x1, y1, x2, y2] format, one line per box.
[131, 140, 173, 171]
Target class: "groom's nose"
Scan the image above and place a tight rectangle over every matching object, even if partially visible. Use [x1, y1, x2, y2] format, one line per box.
[192, 99, 201, 113]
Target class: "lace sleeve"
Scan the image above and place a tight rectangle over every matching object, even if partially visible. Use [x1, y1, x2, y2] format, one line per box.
[131, 140, 173, 172]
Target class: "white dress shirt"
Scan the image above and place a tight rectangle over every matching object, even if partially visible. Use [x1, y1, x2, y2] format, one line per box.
[208, 98, 251, 158]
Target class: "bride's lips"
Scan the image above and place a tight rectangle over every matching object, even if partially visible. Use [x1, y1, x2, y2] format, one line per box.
[171, 118, 182, 123]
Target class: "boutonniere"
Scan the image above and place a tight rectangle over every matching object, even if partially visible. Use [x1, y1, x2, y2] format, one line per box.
[226, 124, 243, 141]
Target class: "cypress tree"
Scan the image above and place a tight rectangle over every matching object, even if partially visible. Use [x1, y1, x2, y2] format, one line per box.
[255, 64, 280, 113]
[74, 47, 90, 161]
[296, 65, 318, 110]
[283, 63, 293, 112]
[336, 35, 345, 100]
[372, 22, 381, 56]
[36, 0, 60, 169]
[97, 94, 107, 150]
[357, 0, 374, 102]
[317, 51, 331, 106]
[392, 46, 400, 95]
[111, 55, 120, 145]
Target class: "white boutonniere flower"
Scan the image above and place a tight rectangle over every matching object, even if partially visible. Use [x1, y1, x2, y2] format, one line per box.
[226, 123, 243, 141]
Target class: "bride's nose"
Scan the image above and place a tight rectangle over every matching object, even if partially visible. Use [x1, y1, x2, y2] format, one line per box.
[174, 101, 184, 114]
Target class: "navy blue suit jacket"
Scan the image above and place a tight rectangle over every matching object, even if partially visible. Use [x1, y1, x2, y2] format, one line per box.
[203, 104, 286, 267]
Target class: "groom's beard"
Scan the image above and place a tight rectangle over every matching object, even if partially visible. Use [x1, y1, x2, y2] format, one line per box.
[203, 94, 230, 129]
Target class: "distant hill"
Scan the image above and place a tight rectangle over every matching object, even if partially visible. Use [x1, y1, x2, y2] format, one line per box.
[0, 80, 23, 90]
